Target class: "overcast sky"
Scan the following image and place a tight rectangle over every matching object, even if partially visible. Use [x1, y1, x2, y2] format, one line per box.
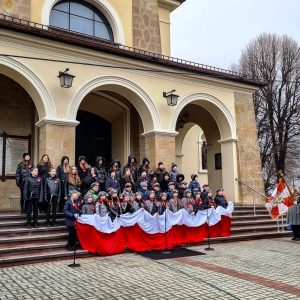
[170, 0, 300, 70]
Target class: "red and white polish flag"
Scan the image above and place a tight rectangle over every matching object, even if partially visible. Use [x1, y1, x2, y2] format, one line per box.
[266, 178, 294, 219]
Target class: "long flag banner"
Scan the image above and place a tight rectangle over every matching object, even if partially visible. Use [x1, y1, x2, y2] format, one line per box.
[76, 202, 234, 256]
[266, 178, 294, 219]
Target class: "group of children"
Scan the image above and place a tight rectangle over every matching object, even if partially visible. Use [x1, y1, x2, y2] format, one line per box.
[16, 153, 228, 250]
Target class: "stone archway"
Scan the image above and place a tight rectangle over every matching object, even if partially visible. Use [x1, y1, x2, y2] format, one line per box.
[171, 93, 239, 202]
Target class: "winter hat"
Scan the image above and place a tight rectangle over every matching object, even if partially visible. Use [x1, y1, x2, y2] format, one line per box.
[171, 189, 178, 195]
[125, 183, 132, 188]
[184, 189, 192, 196]
[99, 191, 106, 197]
[135, 191, 142, 196]
[203, 184, 209, 188]
[140, 182, 148, 188]
[216, 188, 224, 193]
[168, 181, 175, 186]
[90, 182, 99, 189]
[158, 162, 164, 167]
[180, 180, 187, 186]
[160, 192, 167, 199]
[191, 174, 198, 181]
[152, 182, 160, 188]
[84, 192, 93, 201]
[68, 190, 78, 197]
[171, 163, 177, 169]
[23, 152, 30, 159]
[78, 155, 88, 163]
[193, 189, 201, 195]
[148, 190, 155, 195]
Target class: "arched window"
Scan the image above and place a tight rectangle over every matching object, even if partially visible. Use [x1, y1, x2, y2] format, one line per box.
[49, 0, 114, 41]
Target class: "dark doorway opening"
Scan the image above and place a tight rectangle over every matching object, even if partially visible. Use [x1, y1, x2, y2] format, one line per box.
[76, 110, 112, 165]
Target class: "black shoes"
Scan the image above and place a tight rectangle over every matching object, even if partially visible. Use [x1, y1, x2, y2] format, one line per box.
[32, 223, 38, 228]
[26, 224, 32, 229]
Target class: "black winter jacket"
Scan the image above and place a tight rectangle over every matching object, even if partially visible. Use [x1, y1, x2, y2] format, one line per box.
[214, 195, 228, 208]
[44, 176, 61, 202]
[15, 162, 33, 187]
[23, 175, 43, 202]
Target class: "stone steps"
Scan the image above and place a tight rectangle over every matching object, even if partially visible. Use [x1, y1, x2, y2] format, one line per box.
[0, 205, 292, 267]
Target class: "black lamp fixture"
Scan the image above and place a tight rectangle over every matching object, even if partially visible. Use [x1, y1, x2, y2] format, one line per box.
[163, 89, 179, 106]
[58, 68, 75, 88]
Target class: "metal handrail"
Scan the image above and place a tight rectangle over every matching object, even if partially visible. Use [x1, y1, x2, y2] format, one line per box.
[235, 178, 268, 216]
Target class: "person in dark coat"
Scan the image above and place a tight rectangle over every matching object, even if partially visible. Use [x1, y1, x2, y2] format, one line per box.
[136, 170, 151, 190]
[193, 190, 204, 213]
[140, 182, 149, 200]
[138, 157, 151, 176]
[94, 156, 107, 191]
[107, 189, 120, 221]
[154, 162, 167, 184]
[189, 174, 201, 192]
[23, 167, 43, 228]
[200, 184, 211, 209]
[105, 169, 121, 194]
[64, 190, 81, 251]
[56, 156, 69, 212]
[214, 188, 228, 208]
[169, 163, 179, 183]
[81, 167, 98, 196]
[178, 181, 188, 199]
[176, 173, 185, 189]
[65, 166, 81, 196]
[287, 197, 300, 240]
[44, 168, 61, 226]
[77, 155, 90, 181]
[110, 159, 122, 183]
[16, 152, 33, 214]
[37, 154, 53, 213]
[145, 190, 158, 215]
[124, 155, 138, 183]
[167, 182, 176, 200]
[121, 168, 136, 192]
[37, 154, 53, 180]
[160, 172, 170, 193]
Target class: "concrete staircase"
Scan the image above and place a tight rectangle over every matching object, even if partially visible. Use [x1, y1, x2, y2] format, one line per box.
[0, 212, 90, 267]
[0, 205, 292, 267]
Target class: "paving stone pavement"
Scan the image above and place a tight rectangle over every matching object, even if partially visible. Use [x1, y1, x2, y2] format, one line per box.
[0, 238, 299, 300]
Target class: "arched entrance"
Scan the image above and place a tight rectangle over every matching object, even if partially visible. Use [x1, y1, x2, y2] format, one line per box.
[171, 93, 239, 202]
[68, 76, 160, 167]
[76, 110, 112, 165]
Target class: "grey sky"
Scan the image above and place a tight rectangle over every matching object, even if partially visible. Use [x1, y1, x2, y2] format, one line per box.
[170, 0, 300, 70]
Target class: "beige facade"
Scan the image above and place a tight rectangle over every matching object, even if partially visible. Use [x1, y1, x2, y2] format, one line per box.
[0, 0, 265, 211]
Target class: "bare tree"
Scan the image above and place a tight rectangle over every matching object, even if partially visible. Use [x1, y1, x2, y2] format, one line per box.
[234, 33, 300, 191]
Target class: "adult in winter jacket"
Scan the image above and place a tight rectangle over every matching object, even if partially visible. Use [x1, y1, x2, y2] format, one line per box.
[65, 166, 81, 196]
[169, 163, 179, 183]
[44, 168, 61, 226]
[94, 156, 107, 191]
[138, 157, 151, 176]
[105, 169, 121, 193]
[154, 162, 167, 184]
[77, 155, 90, 181]
[123, 155, 138, 182]
[214, 188, 228, 208]
[23, 167, 43, 228]
[56, 156, 69, 212]
[15, 152, 33, 213]
[188, 174, 201, 192]
[64, 190, 81, 251]
[81, 167, 98, 196]
[121, 168, 136, 192]
[37, 154, 52, 213]
[160, 172, 170, 193]
[287, 197, 300, 240]
[110, 159, 122, 183]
